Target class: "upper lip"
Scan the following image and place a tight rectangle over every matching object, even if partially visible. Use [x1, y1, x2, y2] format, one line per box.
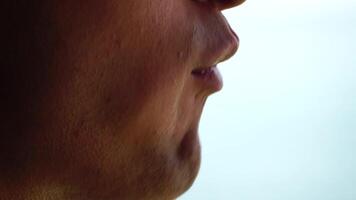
[192, 18, 239, 72]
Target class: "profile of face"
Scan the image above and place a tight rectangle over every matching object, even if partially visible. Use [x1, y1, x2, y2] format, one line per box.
[1, 0, 244, 199]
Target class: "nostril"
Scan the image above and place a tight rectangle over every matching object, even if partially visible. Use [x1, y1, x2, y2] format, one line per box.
[193, 0, 245, 10]
[193, 0, 208, 3]
[214, 0, 246, 10]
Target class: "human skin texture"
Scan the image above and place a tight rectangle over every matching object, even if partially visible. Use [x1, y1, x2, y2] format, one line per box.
[0, 0, 244, 199]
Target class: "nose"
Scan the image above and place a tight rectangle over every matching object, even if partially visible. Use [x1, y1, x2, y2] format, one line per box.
[213, 0, 245, 10]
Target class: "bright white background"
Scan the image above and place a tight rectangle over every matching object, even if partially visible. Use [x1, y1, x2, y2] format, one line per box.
[180, 0, 356, 199]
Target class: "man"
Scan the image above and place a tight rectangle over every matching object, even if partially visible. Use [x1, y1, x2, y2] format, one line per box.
[0, 0, 244, 199]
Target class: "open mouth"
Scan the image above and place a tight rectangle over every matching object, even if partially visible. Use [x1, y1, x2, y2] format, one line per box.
[191, 65, 223, 92]
[192, 66, 215, 76]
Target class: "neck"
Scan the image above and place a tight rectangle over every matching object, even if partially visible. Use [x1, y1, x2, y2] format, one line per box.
[0, 166, 86, 200]
[0, 179, 71, 200]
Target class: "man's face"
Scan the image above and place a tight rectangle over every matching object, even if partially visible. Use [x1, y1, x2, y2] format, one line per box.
[33, 0, 243, 199]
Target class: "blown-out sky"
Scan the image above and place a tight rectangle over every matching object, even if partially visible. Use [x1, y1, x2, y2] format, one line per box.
[181, 0, 356, 199]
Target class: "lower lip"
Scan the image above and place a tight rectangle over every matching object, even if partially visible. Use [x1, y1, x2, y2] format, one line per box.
[192, 66, 223, 92]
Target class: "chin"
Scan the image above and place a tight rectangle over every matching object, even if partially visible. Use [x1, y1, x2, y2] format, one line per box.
[173, 129, 202, 197]
[178, 128, 201, 161]
[147, 129, 202, 200]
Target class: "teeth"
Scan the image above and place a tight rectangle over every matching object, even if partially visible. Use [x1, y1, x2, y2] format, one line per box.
[192, 67, 213, 75]
[200, 69, 207, 75]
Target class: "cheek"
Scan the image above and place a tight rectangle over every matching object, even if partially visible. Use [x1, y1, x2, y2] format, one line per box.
[99, 10, 195, 131]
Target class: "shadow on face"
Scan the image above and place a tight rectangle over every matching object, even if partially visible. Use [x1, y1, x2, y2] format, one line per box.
[0, 0, 243, 199]
[1, 0, 58, 178]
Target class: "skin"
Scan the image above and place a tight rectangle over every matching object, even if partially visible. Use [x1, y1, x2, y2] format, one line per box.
[0, 0, 244, 199]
